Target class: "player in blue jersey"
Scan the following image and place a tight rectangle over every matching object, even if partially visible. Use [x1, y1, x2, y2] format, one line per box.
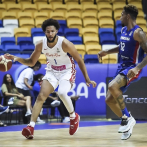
[98, 4, 147, 140]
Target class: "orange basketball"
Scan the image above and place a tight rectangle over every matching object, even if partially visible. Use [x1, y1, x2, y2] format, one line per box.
[0, 54, 12, 72]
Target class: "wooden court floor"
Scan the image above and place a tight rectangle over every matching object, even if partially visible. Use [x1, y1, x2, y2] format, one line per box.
[0, 123, 147, 147]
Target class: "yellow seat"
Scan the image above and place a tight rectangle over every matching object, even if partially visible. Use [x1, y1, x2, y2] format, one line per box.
[34, 12, 49, 20]
[52, 4, 67, 14]
[136, 18, 147, 29]
[14, 28, 30, 40]
[1, 0, 16, 4]
[138, 11, 145, 19]
[33, 0, 48, 5]
[82, 28, 98, 37]
[96, 0, 110, 4]
[112, 1, 126, 5]
[80, 0, 94, 5]
[142, 27, 147, 34]
[74, 45, 86, 59]
[49, 0, 63, 5]
[86, 44, 101, 54]
[67, 18, 82, 29]
[35, 19, 44, 28]
[67, 4, 82, 13]
[0, 4, 6, 19]
[18, 12, 33, 21]
[6, 4, 22, 13]
[39, 54, 47, 64]
[82, 12, 97, 20]
[111, 0, 126, 3]
[50, 11, 65, 20]
[128, 0, 142, 2]
[17, 0, 32, 5]
[83, 19, 99, 29]
[66, 12, 81, 20]
[37, 4, 53, 13]
[113, 3, 126, 14]
[129, 2, 142, 11]
[64, 0, 79, 4]
[19, 19, 35, 32]
[82, 4, 97, 13]
[114, 10, 122, 21]
[102, 54, 117, 64]
[83, 36, 99, 45]
[22, 4, 38, 14]
[99, 18, 114, 28]
[97, 2, 112, 13]
[2, 12, 17, 19]
[98, 11, 112, 20]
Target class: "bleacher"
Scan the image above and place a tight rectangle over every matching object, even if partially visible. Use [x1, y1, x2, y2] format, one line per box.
[0, 0, 146, 64]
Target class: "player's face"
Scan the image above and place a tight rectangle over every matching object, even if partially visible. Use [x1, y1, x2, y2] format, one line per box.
[120, 10, 128, 26]
[45, 26, 58, 43]
[6, 74, 11, 83]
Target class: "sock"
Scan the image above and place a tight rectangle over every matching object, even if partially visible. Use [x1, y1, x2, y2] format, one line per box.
[30, 121, 35, 127]
[121, 107, 130, 117]
[70, 112, 76, 119]
[27, 109, 31, 114]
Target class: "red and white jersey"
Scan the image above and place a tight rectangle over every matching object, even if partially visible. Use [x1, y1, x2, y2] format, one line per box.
[42, 36, 75, 71]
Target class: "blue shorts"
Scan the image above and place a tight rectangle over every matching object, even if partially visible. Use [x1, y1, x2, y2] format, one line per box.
[111, 65, 142, 93]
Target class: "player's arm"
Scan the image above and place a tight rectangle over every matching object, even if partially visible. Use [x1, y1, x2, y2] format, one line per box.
[127, 28, 147, 79]
[6, 41, 42, 67]
[62, 39, 97, 88]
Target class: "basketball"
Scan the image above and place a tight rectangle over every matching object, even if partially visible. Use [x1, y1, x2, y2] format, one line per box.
[0, 54, 12, 72]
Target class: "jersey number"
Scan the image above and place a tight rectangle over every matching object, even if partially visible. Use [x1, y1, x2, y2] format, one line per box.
[120, 42, 125, 51]
[54, 59, 57, 64]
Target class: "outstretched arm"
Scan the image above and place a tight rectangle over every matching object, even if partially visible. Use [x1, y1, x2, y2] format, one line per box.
[62, 39, 97, 88]
[6, 41, 42, 67]
[127, 28, 147, 79]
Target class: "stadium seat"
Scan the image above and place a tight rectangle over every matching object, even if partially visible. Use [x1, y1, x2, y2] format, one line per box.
[115, 28, 121, 44]
[67, 18, 82, 30]
[113, 2, 125, 14]
[34, 12, 49, 20]
[82, 12, 97, 20]
[52, 4, 67, 14]
[102, 44, 118, 51]
[57, 28, 64, 36]
[2, 12, 17, 19]
[0, 4, 6, 18]
[38, 54, 47, 64]
[33, 36, 44, 45]
[111, 0, 126, 3]
[50, 12, 65, 20]
[14, 28, 30, 39]
[0, 28, 14, 38]
[37, 4, 53, 13]
[128, 0, 142, 2]
[83, 36, 99, 45]
[129, 2, 142, 11]
[98, 11, 112, 20]
[82, 4, 97, 13]
[136, 18, 147, 29]
[84, 54, 99, 63]
[57, 20, 67, 31]
[66, 12, 81, 20]
[115, 20, 122, 28]
[5, 45, 21, 53]
[17, 12, 33, 21]
[67, 4, 82, 13]
[101, 54, 117, 64]
[1, 0, 16, 4]
[22, 4, 38, 14]
[64, 28, 79, 37]
[82, 28, 98, 36]
[1, 37, 15, 48]
[31, 28, 45, 37]
[17, 37, 33, 47]
[0, 20, 3, 27]
[97, 2, 112, 13]
[3, 19, 18, 29]
[7, 4, 22, 13]
[99, 28, 114, 36]
[100, 34, 116, 45]
[33, 0, 48, 5]
[114, 10, 122, 21]
[74, 44, 86, 59]
[35, 19, 44, 28]
[86, 44, 101, 54]
[0, 45, 3, 52]
[99, 19, 114, 28]
[138, 11, 145, 19]
[21, 45, 35, 53]
[83, 19, 98, 29]
[66, 36, 83, 45]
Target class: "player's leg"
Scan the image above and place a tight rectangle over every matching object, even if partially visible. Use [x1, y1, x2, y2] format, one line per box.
[108, 74, 136, 134]
[58, 80, 80, 135]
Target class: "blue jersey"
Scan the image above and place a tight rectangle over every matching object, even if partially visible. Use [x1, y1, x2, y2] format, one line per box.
[119, 25, 144, 67]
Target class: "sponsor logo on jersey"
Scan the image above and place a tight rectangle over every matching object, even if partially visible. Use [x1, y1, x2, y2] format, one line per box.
[121, 36, 130, 41]
[46, 53, 60, 57]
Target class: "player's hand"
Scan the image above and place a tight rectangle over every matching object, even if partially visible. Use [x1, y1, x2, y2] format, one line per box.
[127, 67, 139, 80]
[97, 51, 107, 63]
[86, 80, 97, 88]
[5, 53, 17, 62]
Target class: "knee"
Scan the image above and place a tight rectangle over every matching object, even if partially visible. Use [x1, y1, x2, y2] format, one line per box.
[37, 92, 47, 103]
[58, 91, 66, 99]
[108, 83, 115, 93]
[105, 95, 116, 105]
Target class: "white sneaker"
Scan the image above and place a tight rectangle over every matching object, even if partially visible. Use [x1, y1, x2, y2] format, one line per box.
[62, 117, 70, 123]
[121, 125, 134, 140]
[36, 117, 45, 124]
[25, 112, 32, 117]
[51, 100, 60, 107]
[8, 97, 14, 105]
[118, 113, 136, 133]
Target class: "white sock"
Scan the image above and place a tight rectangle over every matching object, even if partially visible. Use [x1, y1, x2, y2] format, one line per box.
[30, 121, 35, 127]
[27, 109, 31, 114]
[70, 112, 76, 119]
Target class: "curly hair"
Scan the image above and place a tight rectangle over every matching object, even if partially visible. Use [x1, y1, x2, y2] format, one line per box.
[124, 4, 138, 20]
[42, 19, 60, 32]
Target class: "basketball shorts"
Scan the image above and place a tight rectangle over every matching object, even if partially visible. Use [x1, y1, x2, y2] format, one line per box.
[42, 68, 76, 90]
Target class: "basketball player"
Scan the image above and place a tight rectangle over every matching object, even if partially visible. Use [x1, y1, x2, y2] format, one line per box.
[98, 5, 147, 140]
[7, 19, 97, 139]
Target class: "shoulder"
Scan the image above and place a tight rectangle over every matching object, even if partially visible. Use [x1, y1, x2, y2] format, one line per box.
[35, 40, 43, 52]
[62, 38, 75, 52]
[2, 83, 6, 87]
[134, 28, 146, 42]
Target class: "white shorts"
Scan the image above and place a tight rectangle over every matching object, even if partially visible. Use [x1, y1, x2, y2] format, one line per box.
[42, 68, 76, 90]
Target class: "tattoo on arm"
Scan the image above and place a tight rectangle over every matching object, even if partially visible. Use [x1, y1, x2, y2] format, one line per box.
[116, 95, 125, 109]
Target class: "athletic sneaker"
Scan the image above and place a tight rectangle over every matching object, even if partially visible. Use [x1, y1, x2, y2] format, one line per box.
[0, 106, 9, 115]
[118, 113, 136, 133]
[25, 112, 32, 117]
[69, 113, 80, 135]
[62, 117, 70, 123]
[8, 97, 14, 105]
[22, 125, 34, 139]
[121, 125, 134, 140]
[51, 100, 60, 107]
[36, 117, 45, 124]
